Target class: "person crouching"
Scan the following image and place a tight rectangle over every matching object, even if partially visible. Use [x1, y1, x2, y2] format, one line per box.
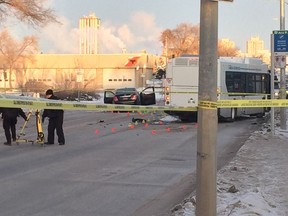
[0, 107, 27, 146]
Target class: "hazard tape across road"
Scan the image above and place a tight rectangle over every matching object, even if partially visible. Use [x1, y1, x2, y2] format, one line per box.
[218, 99, 288, 108]
[0, 96, 196, 112]
[0, 94, 288, 112]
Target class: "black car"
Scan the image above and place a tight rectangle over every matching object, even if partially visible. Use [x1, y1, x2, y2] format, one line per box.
[104, 87, 156, 105]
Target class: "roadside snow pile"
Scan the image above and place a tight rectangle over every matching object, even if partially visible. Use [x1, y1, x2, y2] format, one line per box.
[215, 126, 288, 216]
[217, 190, 280, 215]
[172, 119, 288, 216]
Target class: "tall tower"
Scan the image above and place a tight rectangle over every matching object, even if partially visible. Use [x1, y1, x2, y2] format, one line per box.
[246, 36, 264, 57]
[79, 13, 101, 54]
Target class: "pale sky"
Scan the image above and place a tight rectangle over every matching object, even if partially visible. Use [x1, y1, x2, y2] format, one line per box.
[4, 0, 284, 54]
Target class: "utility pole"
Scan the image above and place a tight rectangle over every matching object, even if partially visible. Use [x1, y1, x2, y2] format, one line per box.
[280, 0, 287, 130]
[196, 0, 218, 215]
[271, 35, 275, 135]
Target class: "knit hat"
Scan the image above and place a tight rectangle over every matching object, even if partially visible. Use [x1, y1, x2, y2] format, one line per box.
[45, 89, 54, 96]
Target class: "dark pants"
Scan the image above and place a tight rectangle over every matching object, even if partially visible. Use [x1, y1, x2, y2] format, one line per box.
[47, 115, 65, 144]
[3, 117, 17, 143]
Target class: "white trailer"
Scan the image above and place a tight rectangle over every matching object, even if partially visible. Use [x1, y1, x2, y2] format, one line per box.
[164, 56, 270, 121]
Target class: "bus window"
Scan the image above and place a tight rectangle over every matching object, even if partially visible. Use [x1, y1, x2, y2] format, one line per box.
[226, 72, 245, 93]
[226, 71, 270, 95]
[255, 74, 263, 93]
[247, 74, 255, 93]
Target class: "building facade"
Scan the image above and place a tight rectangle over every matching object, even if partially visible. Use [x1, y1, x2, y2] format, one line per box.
[245, 36, 270, 65]
[0, 52, 161, 93]
[79, 13, 101, 54]
[246, 36, 265, 57]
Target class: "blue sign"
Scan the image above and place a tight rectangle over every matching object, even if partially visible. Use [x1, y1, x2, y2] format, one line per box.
[274, 31, 288, 53]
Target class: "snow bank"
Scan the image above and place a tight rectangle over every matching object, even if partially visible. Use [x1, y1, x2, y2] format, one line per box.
[172, 113, 288, 216]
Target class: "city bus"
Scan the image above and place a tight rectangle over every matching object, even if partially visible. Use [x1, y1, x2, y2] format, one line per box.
[163, 56, 271, 121]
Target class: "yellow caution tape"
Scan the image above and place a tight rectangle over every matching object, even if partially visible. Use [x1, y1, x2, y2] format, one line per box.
[218, 92, 270, 96]
[217, 99, 288, 108]
[198, 101, 217, 110]
[166, 91, 198, 94]
[0, 97, 197, 112]
[1, 94, 288, 112]
[165, 91, 270, 96]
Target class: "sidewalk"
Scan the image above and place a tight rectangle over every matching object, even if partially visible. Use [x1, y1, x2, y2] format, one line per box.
[173, 113, 288, 216]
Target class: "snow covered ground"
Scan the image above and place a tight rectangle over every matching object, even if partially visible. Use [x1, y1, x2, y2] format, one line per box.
[172, 112, 288, 216]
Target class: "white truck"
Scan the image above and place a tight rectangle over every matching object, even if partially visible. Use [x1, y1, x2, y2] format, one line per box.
[163, 56, 271, 122]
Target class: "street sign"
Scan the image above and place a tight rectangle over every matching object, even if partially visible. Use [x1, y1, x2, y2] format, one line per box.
[273, 30, 288, 54]
[76, 74, 83, 82]
[274, 55, 286, 68]
[75, 69, 83, 82]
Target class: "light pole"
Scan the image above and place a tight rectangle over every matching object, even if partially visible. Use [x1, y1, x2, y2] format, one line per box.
[196, 0, 218, 215]
[196, 1, 233, 215]
[76, 69, 83, 102]
[142, 64, 146, 89]
[280, 0, 287, 130]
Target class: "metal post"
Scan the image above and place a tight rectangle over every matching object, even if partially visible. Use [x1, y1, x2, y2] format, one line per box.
[196, 0, 218, 215]
[77, 82, 80, 102]
[76, 69, 83, 102]
[280, 0, 287, 130]
[271, 34, 275, 135]
[142, 64, 147, 89]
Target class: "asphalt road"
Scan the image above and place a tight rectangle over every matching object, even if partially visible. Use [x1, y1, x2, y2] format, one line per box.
[0, 111, 263, 216]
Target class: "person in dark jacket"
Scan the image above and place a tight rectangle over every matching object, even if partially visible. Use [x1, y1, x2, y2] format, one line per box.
[42, 89, 65, 145]
[0, 107, 27, 146]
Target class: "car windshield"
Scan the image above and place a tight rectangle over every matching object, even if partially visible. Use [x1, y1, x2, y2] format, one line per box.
[115, 88, 137, 95]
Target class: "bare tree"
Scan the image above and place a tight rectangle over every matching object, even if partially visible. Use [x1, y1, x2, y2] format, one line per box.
[0, 29, 38, 88]
[160, 23, 200, 58]
[83, 69, 96, 89]
[160, 23, 241, 58]
[218, 39, 240, 57]
[15, 55, 36, 93]
[0, 0, 57, 27]
[73, 59, 96, 90]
